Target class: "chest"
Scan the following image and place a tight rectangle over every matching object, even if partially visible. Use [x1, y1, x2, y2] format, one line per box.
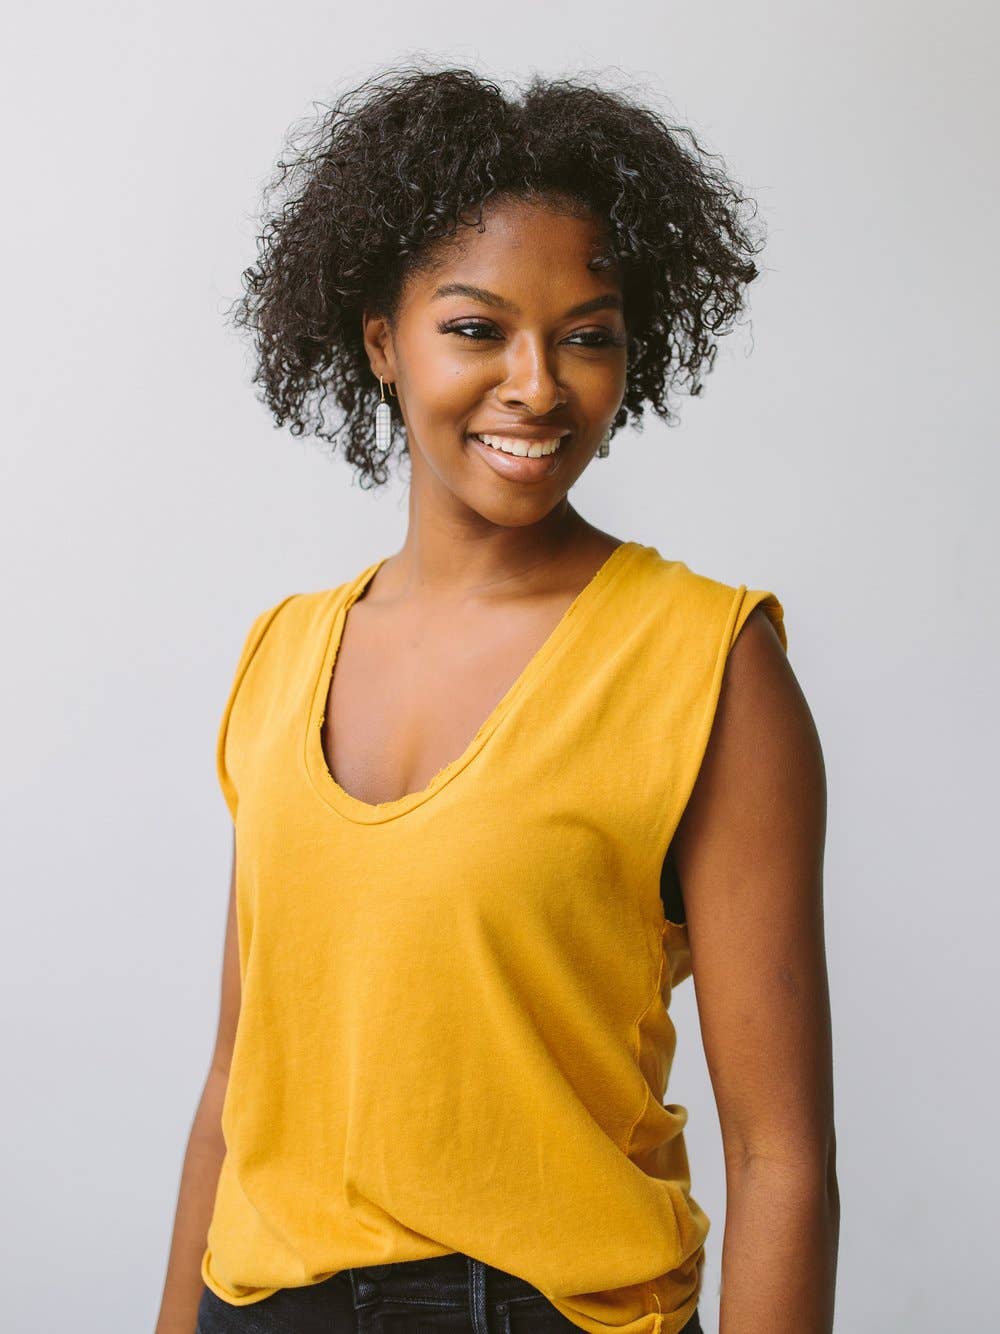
[319, 596, 576, 807]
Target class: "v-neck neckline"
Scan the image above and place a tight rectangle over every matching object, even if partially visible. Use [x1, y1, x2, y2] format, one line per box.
[303, 540, 645, 825]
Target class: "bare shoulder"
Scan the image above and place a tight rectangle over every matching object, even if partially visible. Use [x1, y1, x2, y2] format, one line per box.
[681, 602, 824, 841]
[672, 603, 833, 1166]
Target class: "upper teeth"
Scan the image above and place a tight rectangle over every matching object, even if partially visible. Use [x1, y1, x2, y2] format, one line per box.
[476, 434, 563, 458]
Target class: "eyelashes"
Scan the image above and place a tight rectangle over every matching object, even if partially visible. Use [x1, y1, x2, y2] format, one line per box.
[438, 320, 624, 348]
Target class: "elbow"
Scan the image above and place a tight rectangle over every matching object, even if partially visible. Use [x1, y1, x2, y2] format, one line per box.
[727, 1125, 838, 1187]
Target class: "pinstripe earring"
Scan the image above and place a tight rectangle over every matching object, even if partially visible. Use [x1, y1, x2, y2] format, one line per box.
[596, 429, 611, 458]
[375, 375, 396, 452]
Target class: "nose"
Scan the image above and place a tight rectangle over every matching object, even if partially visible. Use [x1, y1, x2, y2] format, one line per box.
[495, 334, 567, 416]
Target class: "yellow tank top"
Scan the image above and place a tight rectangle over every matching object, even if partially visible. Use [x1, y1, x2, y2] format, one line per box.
[201, 540, 787, 1334]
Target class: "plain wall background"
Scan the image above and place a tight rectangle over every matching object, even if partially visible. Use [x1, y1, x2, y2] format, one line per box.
[2, 3, 997, 1330]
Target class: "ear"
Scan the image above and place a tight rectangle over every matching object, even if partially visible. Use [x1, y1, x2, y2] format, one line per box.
[361, 310, 396, 383]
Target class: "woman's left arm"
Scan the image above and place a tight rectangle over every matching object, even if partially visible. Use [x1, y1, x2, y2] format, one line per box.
[671, 604, 838, 1334]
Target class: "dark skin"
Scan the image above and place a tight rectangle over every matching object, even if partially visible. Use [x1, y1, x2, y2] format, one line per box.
[673, 609, 838, 1333]
[156, 197, 837, 1334]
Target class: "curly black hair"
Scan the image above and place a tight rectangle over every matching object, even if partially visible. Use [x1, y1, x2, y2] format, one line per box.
[230, 59, 766, 489]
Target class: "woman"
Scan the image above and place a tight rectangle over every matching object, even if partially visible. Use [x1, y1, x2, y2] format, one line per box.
[156, 64, 837, 1334]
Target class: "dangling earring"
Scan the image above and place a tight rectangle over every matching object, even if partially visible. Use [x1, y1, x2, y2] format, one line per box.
[375, 374, 396, 452]
[597, 429, 611, 459]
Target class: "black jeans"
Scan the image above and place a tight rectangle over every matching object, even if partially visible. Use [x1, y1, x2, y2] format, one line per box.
[196, 1251, 703, 1334]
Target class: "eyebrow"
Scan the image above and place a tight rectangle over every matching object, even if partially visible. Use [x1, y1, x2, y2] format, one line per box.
[430, 282, 623, 319]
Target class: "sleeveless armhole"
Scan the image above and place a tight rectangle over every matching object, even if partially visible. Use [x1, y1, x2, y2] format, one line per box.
[734, 586, 787, 654]
[707, 586, 789, 792]
[663, 583, 788, 925]
[215, 595, 299, 821]
[659, 583, 787, 988]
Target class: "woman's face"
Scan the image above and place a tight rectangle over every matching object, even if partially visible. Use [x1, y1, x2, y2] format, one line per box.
[363, 197, 628, 529]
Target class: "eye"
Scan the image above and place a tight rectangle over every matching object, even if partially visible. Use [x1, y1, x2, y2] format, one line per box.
[438, 320, 623, 347]
[568, 329, 621, 347]
[440, 320, 500, 341]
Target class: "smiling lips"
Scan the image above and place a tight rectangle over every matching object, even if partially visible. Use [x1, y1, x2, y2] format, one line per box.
[471, 432, 567, 458]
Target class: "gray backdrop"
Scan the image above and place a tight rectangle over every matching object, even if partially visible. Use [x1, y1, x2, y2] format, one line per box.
[3, 3, 996, 1330]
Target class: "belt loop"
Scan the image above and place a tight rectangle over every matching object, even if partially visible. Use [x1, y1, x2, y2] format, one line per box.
[467, 1256, 491, 1334]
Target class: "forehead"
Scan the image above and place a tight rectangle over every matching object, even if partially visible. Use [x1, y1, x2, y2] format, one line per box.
[403, 199, 621, 309]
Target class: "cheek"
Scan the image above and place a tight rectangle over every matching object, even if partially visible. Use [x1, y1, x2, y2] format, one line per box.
[418, 362, 493, 426]
[577, 355, 627, 403]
